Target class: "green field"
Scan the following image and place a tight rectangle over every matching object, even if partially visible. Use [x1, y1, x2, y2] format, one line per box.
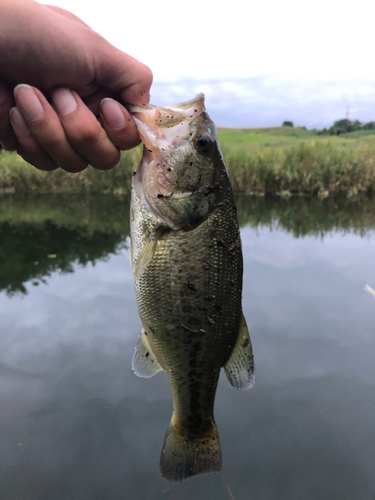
[1, 127, 375, 196]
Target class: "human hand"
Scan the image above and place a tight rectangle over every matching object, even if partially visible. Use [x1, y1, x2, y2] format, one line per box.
[0, 1, 152, 172]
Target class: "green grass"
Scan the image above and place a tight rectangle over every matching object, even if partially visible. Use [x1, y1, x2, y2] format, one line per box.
[219, 128, 375, 195]
[1, 126, 375, 196]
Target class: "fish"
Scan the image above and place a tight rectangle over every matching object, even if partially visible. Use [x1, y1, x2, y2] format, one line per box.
[128, 93, 254, 482]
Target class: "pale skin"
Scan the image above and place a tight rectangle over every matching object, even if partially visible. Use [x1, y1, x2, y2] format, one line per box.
[0, 0, 153, 172]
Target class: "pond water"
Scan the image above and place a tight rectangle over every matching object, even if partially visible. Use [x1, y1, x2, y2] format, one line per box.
[0, 194, 375, 500]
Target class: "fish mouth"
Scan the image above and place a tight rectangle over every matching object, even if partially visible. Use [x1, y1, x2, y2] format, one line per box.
[126, 93, 206, 154]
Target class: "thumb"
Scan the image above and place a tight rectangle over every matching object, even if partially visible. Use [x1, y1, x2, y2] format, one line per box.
[93, 37, 153, 107]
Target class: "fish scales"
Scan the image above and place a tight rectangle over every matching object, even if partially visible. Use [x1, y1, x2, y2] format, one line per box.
[128, 94, 254, 482]
[135, 199, 242, 420]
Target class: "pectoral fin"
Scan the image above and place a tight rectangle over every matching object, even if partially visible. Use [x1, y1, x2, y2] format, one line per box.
[132, 329, 163, 378]
[224, 313, 255, 390]
[133, 228, 163, 278]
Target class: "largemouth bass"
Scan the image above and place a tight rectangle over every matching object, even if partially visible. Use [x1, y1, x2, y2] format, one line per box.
[129, 94, 254, 482]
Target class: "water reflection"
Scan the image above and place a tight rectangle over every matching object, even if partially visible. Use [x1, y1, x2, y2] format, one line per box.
[1, 194, 375, 499]
[1, 193, 375, 295]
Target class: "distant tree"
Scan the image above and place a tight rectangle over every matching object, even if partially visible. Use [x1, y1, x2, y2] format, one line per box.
[363, 121, 375, 130]
[282, 121, 294, 127]
[329, 119, 356, 135]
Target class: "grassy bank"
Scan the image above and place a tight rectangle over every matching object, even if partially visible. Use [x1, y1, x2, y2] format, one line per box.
[1, 127, 375, 195]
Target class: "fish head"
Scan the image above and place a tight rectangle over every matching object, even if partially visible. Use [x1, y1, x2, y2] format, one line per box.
[130, 94, 228, 230]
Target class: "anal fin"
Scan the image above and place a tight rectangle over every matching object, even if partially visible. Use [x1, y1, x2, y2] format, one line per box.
[132, 329, 163, 378]
[224, 313, 255, 390]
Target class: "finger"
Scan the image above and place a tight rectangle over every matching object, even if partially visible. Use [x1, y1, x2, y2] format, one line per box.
[52, 88, 121, 170]
[14, 84, 88, 173]
[0, 84, 18, 150]
[9, 107, 58, 171]
[100, 98, 141, 151]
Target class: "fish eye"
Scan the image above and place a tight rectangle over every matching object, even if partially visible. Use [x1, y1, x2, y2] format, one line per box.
[195, 135, 213, 153]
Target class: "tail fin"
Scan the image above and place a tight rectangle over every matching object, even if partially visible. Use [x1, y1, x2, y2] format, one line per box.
[160, 416, 222, 482]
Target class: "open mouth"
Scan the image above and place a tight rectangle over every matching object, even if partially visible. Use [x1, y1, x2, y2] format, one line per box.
[126, 94, 206, 154]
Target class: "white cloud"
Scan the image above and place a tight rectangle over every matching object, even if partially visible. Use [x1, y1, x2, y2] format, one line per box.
[40, 0, 375, 127]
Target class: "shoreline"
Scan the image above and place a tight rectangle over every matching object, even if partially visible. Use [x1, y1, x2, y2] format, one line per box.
[1, 127, 375, 197]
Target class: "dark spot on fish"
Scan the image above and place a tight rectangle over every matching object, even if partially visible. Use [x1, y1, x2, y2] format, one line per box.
[186, 282, 197, 294]
[194, 109, 197, 112]
[145, 352, 149, 358]
[217, 238, 228, 248]
[157, 193, 164, 198]
[149, 327, 155, 333]
[167, 168, 171, 171]
[148, 149, 152, 153]
[181, 324, 198, 334]
[229, 234, 242, 254]
[156, 163, 159, 166]
[190, 162, 193, 166]
[133, 171, 136, 176]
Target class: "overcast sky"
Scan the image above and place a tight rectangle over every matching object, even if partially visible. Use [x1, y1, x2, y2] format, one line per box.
[46, 0, 374, 129]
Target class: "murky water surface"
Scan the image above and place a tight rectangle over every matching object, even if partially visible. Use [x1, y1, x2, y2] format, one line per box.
[1, 194, 375, 500]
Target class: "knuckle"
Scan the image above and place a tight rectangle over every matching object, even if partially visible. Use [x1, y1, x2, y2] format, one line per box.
[40, 134, 63, 151]
[17, 148, 57, 171]
[0, 135, 18, 151]
[61, 160, 88, 173]
[91, 149, 121, 170]
[72, 122, 101, 147]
